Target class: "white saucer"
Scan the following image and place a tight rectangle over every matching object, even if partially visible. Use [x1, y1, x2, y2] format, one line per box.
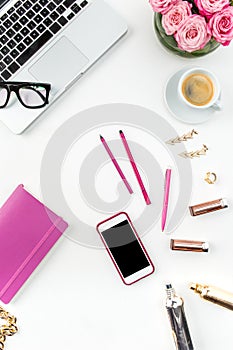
[164, 67, 219, 124]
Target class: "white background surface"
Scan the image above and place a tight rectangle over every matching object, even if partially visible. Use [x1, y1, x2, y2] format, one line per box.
[1, 0, 233, 349]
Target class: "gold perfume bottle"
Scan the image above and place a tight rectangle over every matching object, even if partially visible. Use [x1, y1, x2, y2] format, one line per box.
[190, 283, 233, 311]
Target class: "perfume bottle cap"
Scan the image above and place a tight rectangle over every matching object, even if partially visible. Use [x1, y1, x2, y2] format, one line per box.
[190, 283, 198, 291]
[189, 283, 205, 294]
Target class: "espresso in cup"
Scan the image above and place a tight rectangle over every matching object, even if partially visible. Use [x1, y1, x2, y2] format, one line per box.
[181, 73, 214, 107]
[178, 67, 221, 111]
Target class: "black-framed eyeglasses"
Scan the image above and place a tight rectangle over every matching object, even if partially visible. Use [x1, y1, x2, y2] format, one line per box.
[0, 81, 51, 109]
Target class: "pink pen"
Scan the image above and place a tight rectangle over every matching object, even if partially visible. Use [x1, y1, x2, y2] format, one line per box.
[100, 135, 133, 194]
[161, 167, 172, 232]
[119, 130, 151, 205]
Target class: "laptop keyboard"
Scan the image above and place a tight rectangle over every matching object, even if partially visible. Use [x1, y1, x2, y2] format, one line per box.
[0, 0, 88, 81]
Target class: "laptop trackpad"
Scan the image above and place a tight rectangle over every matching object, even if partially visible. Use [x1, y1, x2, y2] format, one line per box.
[29, 36, 89, 94]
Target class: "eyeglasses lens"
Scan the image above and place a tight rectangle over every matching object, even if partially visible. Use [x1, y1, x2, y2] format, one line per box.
[0, 87, 8, 107]
[18, 85, 47, 107]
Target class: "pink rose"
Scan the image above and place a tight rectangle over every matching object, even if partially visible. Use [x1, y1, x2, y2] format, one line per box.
[195, 0, 229, 18]
[162, 1, 192, 35]
[149, 0, 178, 14]
[174, 15, 211, 52]
[208, 6, 233, 45]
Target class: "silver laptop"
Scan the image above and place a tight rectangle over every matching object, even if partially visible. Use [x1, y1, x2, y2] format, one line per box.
[0, 0, 127, 134]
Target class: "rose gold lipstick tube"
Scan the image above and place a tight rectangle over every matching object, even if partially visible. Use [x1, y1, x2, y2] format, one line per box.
[170, 239, 209, 252]
[190, 283, 233, 311]
[189, 198, 228, 216]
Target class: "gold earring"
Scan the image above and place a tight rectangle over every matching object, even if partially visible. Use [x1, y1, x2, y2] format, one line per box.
[167, 129, 198, 145]
[179, 145, 208, 159]
[205, 172, 217, 184]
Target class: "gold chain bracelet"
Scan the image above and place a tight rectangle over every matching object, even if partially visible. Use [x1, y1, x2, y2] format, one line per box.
[0, 306, 18, 349]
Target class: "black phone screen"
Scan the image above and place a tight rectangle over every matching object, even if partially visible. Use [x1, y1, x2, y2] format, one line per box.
[101, 219, 150, 278]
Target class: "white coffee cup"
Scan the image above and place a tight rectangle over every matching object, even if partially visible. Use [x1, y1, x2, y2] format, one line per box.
[178, 67, 221, 111]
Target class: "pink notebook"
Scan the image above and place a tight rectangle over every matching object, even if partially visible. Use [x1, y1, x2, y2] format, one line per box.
[0, 185, 68, 304]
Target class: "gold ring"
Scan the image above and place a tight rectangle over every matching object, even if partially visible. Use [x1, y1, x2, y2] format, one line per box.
[204, 172, 217, 184]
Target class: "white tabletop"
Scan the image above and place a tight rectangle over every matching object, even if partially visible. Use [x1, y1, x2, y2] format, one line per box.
[1, 0, 233, 349]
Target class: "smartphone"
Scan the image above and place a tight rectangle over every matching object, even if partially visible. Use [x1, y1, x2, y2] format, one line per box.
[96, 212, 154, 285]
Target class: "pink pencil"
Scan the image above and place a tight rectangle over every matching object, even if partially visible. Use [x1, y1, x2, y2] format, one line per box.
[161, 167, 172, 232]
[100, 135, 133, 194]
[119, 130, 151, 205]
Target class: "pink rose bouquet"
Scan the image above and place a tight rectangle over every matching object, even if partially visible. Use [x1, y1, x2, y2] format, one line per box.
[149, 0, 178, 14]
[162, 1, 192, 35]
[175, 15, 211, 51]
[208, 6, 233, 45]
[149, 0, 233, 55]
[195, 0, 230, 18]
